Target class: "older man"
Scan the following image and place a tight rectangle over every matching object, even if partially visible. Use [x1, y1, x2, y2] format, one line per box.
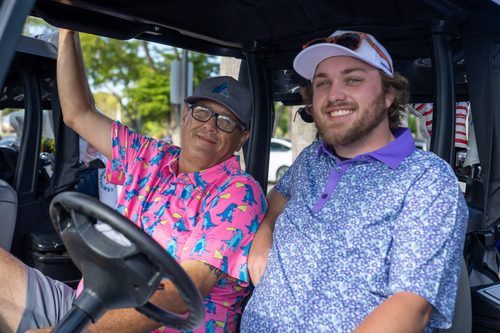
[243, 31, 468, 332]
[0, 30, 266, 333]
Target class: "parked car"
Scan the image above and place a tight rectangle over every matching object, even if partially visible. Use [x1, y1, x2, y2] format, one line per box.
[3, 0, 500, 332]
[268, 138, 292, 182]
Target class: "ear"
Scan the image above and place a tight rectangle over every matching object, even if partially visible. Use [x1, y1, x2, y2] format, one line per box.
[180, 105, 189, 131]
[235, 130, 251, 152]
[385, 90, 395, 109]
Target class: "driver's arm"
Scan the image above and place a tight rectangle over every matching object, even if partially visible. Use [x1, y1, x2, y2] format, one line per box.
[57, 29, 113, 161]
[26, 260, 225, 333]
[247, 188, 287, 285]
[353, 291, 433, 333]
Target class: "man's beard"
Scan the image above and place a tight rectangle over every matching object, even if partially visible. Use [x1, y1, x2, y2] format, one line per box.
[314, 92, 388, 147]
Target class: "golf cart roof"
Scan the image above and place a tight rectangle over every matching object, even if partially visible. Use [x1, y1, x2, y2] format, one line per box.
[29, 0, 499, 105]
[30, 0, 497, 59]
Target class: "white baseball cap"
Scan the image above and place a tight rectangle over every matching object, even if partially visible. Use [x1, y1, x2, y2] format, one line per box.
[293, 30, 394, 80]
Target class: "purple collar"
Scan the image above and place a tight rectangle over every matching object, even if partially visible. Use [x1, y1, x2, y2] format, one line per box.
[317, 127, 416, 170]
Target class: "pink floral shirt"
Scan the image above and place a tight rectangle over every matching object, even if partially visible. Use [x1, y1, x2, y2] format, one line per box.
[77, 122, 267, 333]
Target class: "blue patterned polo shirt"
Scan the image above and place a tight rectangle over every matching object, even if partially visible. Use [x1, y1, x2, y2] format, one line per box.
[241, 127, 468, 333]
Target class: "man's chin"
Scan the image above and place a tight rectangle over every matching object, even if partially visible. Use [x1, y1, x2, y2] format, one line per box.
[317, 127, 349, 146]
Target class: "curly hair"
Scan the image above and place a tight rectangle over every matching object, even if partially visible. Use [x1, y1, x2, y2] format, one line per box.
[380, 71, 410, 130]
[299, 70, 410, 131]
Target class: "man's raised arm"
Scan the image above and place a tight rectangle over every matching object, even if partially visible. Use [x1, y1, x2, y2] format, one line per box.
[57, 29, 113, 160]
[248, 188, 288, 284]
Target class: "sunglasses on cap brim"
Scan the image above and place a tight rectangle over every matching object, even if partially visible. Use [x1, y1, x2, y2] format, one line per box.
[302, 32, 393, 75]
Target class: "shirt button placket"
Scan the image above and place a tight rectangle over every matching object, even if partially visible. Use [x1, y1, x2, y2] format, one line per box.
[336, 166, 342, 173]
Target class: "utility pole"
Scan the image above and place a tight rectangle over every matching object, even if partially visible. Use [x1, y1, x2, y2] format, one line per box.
[179, 50, 189, 146]
[170, 49, 193, 147]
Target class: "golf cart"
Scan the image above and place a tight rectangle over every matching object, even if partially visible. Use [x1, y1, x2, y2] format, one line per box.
[2, 0, 500, 331]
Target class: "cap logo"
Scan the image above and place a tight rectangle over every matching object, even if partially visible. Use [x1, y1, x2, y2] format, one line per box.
[380, 60, 391, 73]
[211, 82, 229, 98]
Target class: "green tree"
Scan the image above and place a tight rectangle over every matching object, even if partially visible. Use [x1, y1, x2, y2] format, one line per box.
[94, 91, 119, 119]
[407, 113, 418, 137]
[81, 34, 219, 136]
[273, 102, 290, 138]
[22, 17, 55, 35]
[22, 17, 220, 137]
[80, 34, 145, 132]
[123, 59, 170, 138]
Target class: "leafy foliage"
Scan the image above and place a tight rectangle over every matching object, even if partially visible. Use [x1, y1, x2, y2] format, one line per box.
[94, 92, 119, 118]
[23, 17, 220, 137]
[407, 113, 418, 137]
[22, 17, 55, 35]
[81, 34, 219, 137]
[82, 35, 143, 87]
[273, 102, 290, 138]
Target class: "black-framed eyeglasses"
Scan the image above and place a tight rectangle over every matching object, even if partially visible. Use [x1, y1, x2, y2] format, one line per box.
[186, 103, 246, 133]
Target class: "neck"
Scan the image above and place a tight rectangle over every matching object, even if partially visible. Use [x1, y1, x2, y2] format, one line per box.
[177, 150, 234, 175]
[177, 151, 206, 175]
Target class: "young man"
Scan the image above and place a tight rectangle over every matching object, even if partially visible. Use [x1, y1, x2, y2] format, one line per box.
[243, 30, 468, 332]
[0, 30, 266, 333]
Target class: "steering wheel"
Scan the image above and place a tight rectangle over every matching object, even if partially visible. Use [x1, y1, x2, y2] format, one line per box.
[49, 192, 205, 333]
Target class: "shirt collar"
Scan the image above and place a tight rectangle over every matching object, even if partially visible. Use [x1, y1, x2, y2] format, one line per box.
[317, 127, 416, 170]
[168, 155, 180, 175]
[317, 142, 335, 159]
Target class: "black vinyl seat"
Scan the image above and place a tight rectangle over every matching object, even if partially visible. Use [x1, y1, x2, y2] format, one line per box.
[0, 178, 17, 251]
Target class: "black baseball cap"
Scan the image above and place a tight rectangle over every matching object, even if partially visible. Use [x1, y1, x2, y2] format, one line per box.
[184, 76, 253, 128]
